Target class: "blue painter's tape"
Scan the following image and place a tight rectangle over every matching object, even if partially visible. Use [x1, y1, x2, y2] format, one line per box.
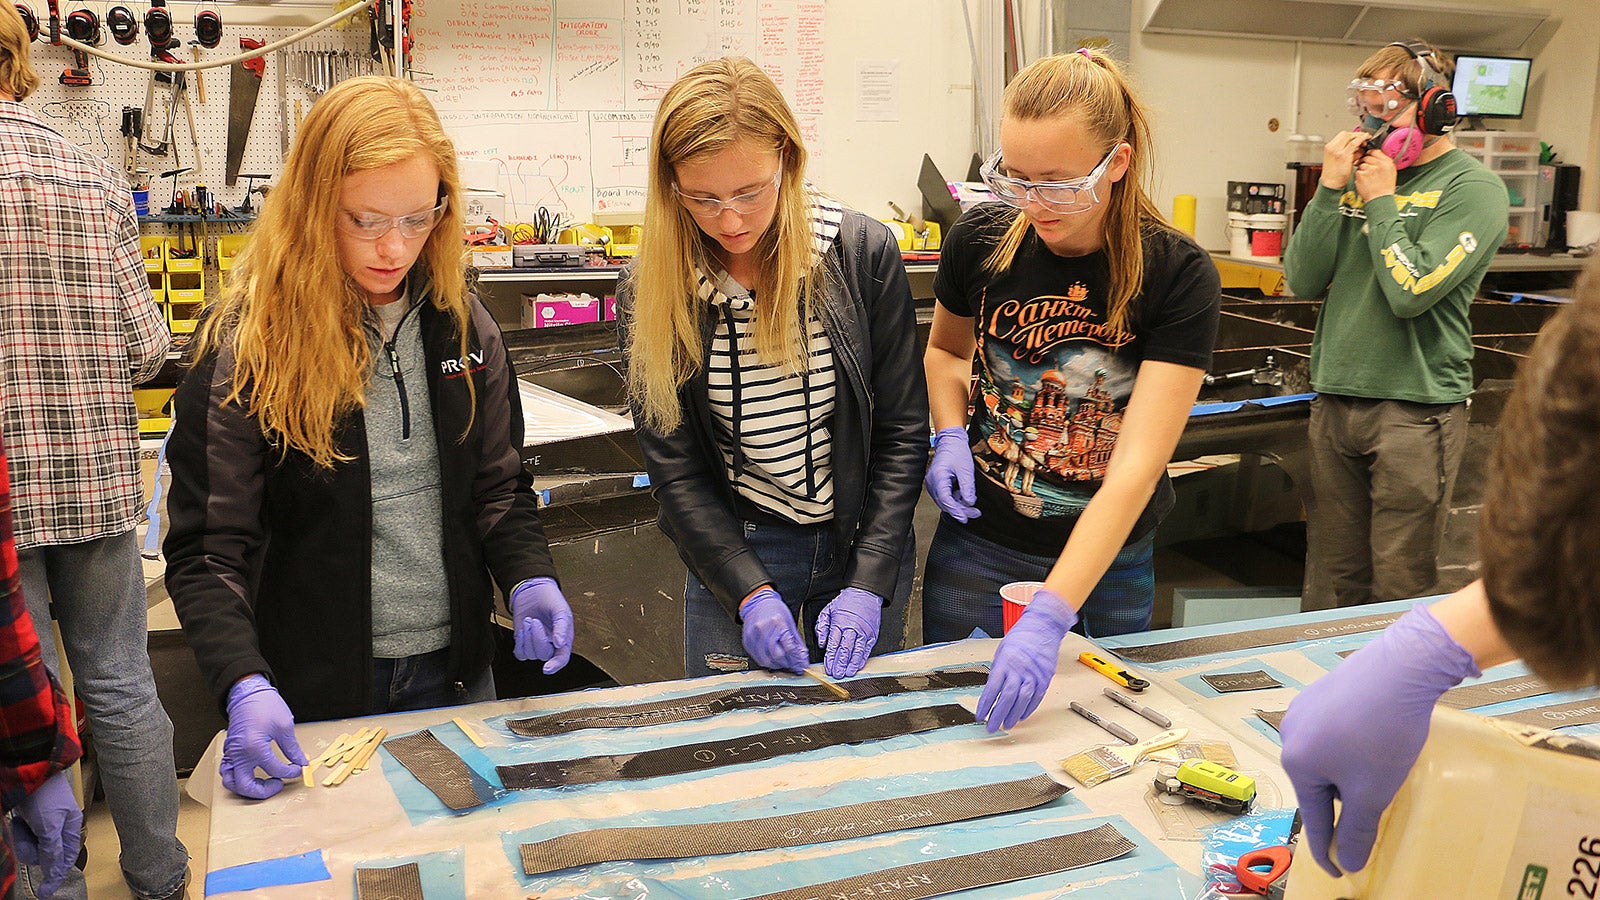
[632, 473, 651, 488]
[1256, 391, 1316, 407]
[1190, 400, 1246, 417]
[538, 489, 552, 505]
[206, 850, 331, 895]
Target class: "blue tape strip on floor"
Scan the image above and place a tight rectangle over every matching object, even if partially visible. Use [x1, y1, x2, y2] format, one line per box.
[205, 849, 331, 895]
[384, 691, 989, 825]
[353, 848, 465, 900]
[554, 812, 1199, 900]
[1177, 660, 1304, 698]
[500, 762, 1087, 886]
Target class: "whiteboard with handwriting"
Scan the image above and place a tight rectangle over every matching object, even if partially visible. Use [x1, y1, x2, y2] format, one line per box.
[411, 0, 824, 222]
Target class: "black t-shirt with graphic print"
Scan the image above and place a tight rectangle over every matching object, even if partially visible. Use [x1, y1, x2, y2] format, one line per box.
[933, 203, 1221, 557]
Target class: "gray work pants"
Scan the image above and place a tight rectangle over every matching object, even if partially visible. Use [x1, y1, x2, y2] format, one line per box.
[1302, 394, 1469, 609]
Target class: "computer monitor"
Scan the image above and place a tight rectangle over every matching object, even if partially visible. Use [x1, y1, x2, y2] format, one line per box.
[1451, 54, 1532, 119]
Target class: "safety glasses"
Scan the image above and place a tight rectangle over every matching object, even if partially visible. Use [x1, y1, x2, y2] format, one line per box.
[1346, 77, 1416, 115]
[674, 169, 782, 218]
[981, 144, 1121, 214]
[336, 200, 447, 240]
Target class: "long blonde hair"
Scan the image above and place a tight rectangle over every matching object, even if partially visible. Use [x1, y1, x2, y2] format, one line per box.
[985, 49, 1168, 334]
[192, 76, 470, 468]
[627, 56, 823, 433]
[0, 2, 41, 100]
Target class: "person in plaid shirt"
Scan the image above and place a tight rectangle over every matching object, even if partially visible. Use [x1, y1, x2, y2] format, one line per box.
[0, 435, 84, 898]
[0, 7, 189, 899]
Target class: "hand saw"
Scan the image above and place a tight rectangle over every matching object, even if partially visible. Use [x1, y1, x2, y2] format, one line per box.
[226, 37, 266, 186]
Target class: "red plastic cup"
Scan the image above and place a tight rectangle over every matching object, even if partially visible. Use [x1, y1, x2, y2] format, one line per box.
[1000, 581, 1045, 634]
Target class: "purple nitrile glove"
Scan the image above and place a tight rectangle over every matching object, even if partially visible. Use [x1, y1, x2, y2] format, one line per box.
[510, 577, 575, 674]
[815, 587, 882, 678]
[976, 588, 1077, 733]
[12, 770, 83, 898]
[221, 674, 308, 800]
[925, 427, 981, 523]
[1280, 603, 1479, 876]
[740, 588, 808, 674]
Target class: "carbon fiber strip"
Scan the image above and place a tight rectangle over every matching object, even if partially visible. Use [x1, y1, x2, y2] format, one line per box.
[383, 730, 496, 811]
[1202, 670, 1283, 693]
[518, 772, 1069, 875]
[506, 668, 989, 738]
[1494, 698, 1600, 729]
[355, 862, 423, 899]
[744, 822, 1136, 900]
[497, 704, 973, 791]
[1255, 709, 1287, 732]
[1115, 612, 1403, 663]
[1440, 674, 1550, 709]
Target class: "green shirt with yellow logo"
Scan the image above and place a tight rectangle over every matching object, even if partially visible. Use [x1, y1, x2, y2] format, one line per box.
[1284, 147, 1508, 404]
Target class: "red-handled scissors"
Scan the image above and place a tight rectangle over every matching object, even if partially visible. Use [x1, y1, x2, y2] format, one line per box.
[1208, 810, 1300, 897]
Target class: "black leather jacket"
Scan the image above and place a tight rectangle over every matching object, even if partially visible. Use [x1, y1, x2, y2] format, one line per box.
[618, 210, 929, 619]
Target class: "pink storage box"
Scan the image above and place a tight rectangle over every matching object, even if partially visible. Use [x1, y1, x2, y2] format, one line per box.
[522, 293, 601, 329]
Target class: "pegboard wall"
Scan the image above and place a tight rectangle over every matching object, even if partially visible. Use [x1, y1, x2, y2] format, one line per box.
[25, 17, 373, 211]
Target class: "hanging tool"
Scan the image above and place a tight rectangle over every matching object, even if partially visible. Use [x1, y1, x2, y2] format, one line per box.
[234, 173, 267, 215]
[105, 4, 137, 44]
[138, 0, 182, 155]
[142, 0, 172, 51]
[14, 3, 39, 42]
[161, 167, 189, 214]
[188, 7, 220, 103]
[226, 37, 265, 186]
[119, 105, 141, 175]
[194, 182, 210, 266]
[59, 6, 97, 85]
[276, 48, 288, 159]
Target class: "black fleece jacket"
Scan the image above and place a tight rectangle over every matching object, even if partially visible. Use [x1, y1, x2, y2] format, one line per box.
[164, 297, 557, 722]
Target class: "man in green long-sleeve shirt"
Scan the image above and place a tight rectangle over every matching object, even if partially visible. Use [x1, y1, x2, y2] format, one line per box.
[1285, 39, 1507, 609]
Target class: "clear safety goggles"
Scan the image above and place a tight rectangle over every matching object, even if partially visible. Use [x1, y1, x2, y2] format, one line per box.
[674, 169, 781, 218]
[337, 201, 447, 240]
[980, 144, 1120, 214]
[1346, 77, 1416, 116]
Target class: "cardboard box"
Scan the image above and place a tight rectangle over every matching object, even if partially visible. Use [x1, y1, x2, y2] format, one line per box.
[471, 245, 513, 268]
[603, 295, 617, 321]
[461, 189, 506, 225]
[522, 293, 601, 329]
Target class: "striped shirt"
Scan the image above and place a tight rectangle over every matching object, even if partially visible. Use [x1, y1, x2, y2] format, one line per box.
[701, 196, 844, 523]
[0, 101, 170, 549]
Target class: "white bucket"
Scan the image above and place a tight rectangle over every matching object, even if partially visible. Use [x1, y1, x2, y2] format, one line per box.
[1227, 212, 1288, 261]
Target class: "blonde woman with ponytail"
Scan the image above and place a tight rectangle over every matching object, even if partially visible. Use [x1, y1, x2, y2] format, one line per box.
[619, 57, 927, 680]
[164, 77, 574, 801]
[922, 49, 1221, 732]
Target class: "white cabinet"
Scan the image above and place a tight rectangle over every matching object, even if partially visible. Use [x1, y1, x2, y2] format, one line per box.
[1455, 130, 1541, 247]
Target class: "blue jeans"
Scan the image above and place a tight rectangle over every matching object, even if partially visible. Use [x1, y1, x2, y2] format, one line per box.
[921, 515, 1156, 643]
[15, 530, 189, 900]
[369, 647, 495, 715]
[683, 520, 912, 678]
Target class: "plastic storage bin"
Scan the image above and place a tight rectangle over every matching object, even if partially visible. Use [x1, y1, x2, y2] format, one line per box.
[1286, 705, 1600, 899]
